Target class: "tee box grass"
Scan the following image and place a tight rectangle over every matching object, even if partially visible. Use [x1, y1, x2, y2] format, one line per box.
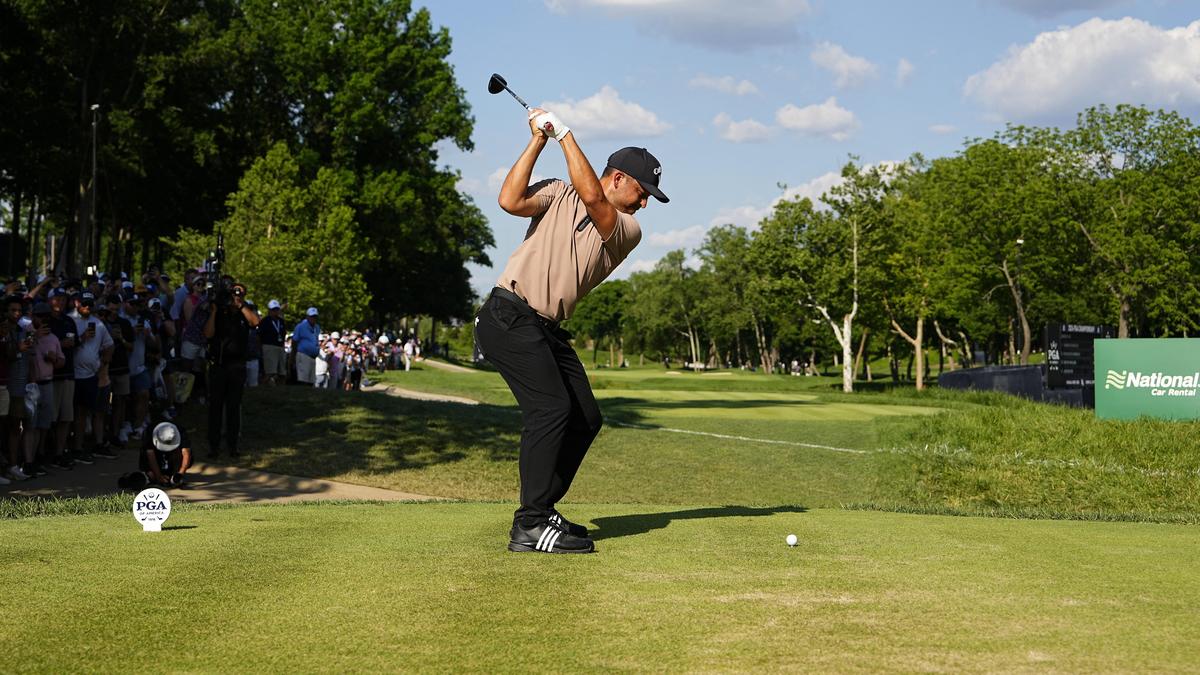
[3, 362, 1199, 671]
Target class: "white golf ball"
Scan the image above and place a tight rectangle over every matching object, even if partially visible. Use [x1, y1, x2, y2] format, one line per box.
[786, 534, 798, 547]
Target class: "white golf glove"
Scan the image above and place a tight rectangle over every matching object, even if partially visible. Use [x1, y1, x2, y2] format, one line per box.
[531, 110, 570, 141]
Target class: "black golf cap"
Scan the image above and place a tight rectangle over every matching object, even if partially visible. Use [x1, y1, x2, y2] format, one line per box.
[607, 147, 668, 203]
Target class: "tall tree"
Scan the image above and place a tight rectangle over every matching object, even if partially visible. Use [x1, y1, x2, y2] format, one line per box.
[168, 142, 373, 329]
[1058, 105, 1200, 337]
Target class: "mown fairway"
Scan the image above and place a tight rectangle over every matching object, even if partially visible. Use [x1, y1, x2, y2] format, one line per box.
[3, 362, 1200, 672]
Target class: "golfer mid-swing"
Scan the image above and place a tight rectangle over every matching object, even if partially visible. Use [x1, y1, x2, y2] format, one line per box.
[475, 106, 668, 554]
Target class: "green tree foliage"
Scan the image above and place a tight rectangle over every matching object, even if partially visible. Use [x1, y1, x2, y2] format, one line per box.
[0, 0, 489, 326]
[1059, 105, 1200, 337]
[566, 279, 628, 366]
[168, 143, 372, 329]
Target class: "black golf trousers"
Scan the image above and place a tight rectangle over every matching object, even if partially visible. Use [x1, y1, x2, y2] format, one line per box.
[474, 291, 602, 528]
[208, 361, 246, 453]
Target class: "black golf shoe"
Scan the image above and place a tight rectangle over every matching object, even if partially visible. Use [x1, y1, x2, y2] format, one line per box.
[548, 510, 589, 538]
[508, 522, 595, 554]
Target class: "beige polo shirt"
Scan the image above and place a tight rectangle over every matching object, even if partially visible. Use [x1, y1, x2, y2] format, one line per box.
[497, 179, 642, 322]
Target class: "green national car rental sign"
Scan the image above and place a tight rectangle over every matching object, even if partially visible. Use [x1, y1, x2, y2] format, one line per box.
[1095, 338, 1200, 420]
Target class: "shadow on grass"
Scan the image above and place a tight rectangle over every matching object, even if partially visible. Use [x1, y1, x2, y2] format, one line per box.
[599, 397, 818, 416]
[589, 505, 808, 541]
[175, 386, 524, 481]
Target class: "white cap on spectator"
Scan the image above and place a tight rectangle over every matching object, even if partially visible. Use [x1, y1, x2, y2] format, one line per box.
[268, 299, 281, 310]
[122, 280, 134, 289]
[378, 335, 390, 345]
[306, 307, 319, 317]
[331, 331, 340, 339]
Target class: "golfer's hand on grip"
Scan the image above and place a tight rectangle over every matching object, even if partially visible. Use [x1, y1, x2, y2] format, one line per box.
[527, 108, 548, 138]
[530, 108, 569, 142]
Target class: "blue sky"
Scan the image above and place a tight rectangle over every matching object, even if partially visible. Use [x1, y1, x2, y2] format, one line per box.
[426, 0, 1198, 296]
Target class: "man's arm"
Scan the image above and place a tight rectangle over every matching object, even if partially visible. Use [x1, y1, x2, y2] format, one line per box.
[203, 304, 217, 339]
[557, 131, 618, 239]
[237, 301, 260, 328]
[145, 449, 167, 485]
[497, 119, 550, 217]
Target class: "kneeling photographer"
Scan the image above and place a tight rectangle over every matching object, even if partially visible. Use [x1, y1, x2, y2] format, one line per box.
[118, 415, 193, 490]
[202, 278, 259, 458]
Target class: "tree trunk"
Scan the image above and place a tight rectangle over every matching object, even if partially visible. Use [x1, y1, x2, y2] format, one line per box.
[9, 191, 21, 277]
[840, 317, 854, 391]
[1007, 318, 1018, 366]
[887, 342, 900, 382]
[752, 312, 772, 373]
[31, 212, 42, 274]
[1118, 297, 1131, 338]
[1000, 259, 1032, 365]
[933, 320, 958, 371]
[854, 327, 869, 380]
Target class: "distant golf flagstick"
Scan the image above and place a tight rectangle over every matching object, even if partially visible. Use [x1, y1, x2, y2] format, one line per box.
[488, 73, 531, 110]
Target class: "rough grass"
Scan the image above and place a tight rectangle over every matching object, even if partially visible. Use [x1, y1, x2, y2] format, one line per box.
[874, 394, 1200, 517]
[3, 502, 1198, 673]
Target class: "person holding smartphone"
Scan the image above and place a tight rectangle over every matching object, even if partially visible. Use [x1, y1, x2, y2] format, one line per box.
[71, 292, 113, 463]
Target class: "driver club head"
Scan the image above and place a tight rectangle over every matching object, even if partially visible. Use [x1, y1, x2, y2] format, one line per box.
[488, 72, 530, 110]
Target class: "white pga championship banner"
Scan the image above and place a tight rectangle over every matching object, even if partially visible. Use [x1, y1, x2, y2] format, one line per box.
[1095, 338, 1200, 420]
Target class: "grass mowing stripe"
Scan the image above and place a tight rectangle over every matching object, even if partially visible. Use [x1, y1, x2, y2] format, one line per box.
[608, 419, 868, 454]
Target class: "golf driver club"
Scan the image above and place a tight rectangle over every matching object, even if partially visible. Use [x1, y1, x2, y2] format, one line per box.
[488, 73, 530, 110]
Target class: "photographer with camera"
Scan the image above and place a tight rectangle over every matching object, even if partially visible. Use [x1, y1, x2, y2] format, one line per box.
[202, 280, 259, 458]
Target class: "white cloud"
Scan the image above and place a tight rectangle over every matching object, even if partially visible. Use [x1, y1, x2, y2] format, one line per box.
[457, 175, 482, 195]
[710, 162, 898, 232]
[689, 74, 760, 96]
[929, 124, 957, 134]
[896, 58, 915, 87]
[486, 167, 509, 193]
[987, 0, 1127, 18]
[777, 170, 845, 207]
[712, 113, 772, 143]
[964, 18, 1200, 122]
[627, 258, 658, 274]
[543, 0, 812, 51]
[542, 85, 671, 140]
[775, 97, 860, 141]
[811, 42, 878, 89]
[648, 224, 709, 247]
[708, 204, 772, 230]
[486, 166, 545, 193]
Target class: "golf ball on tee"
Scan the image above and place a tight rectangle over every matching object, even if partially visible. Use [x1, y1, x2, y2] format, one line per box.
[786, 534, 798, 547]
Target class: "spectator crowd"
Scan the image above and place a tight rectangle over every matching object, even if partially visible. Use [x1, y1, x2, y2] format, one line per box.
[0, 265, 426, 488]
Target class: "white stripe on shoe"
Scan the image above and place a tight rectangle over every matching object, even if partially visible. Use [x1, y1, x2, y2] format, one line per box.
[535, 528, 553, 551]
[542, 530, 561, 552]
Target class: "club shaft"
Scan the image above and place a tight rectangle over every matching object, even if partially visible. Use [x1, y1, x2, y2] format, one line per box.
[504, 87, 530, 110]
